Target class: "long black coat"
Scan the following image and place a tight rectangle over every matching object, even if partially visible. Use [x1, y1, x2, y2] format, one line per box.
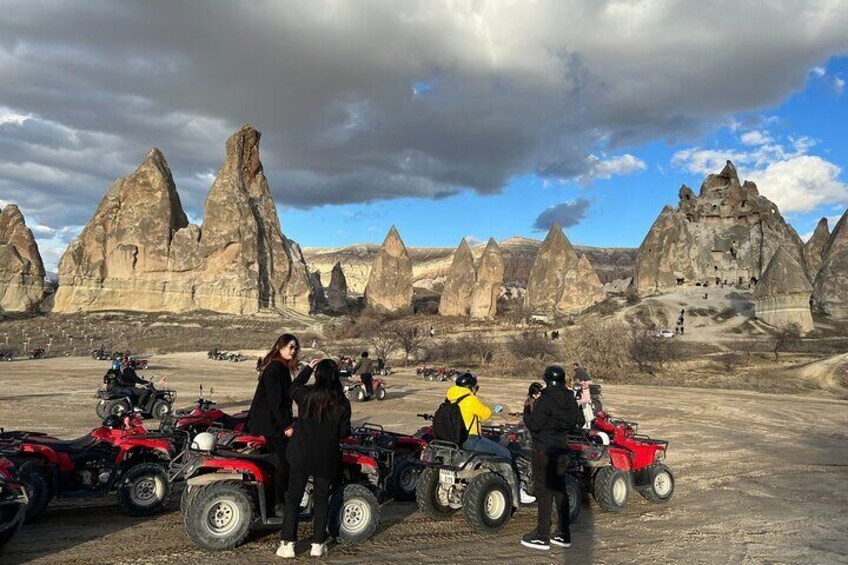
[247, 360, 294, 437]
[285, 366, 352, 479]
[523, 385, 584, 451]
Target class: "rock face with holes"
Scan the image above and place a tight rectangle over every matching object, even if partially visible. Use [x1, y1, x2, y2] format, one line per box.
[524, 223, 605, 315]
[53, 125, 313, 314]
[754, 247, 814, 332]
[805, 217, 830, 278]
[634, 161, 809, 294]
[325, 261, 348, 313]
[814, 209, 848, 319]
[364, 226, 413, 314]
[0, 204, 46, 311]
[438, 239, 476, 316]
[470, 238, 505, 319]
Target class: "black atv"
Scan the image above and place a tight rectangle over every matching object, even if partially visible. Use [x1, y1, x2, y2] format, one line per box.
[96, 373, 176, 420]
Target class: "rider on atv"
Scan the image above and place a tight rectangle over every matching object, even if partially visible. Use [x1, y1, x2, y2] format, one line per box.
[108, 367, 152, 407]
[445, 373, 512, 461]
[521, 365, 585, 552]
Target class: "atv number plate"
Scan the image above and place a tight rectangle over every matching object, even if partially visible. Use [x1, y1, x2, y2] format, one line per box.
[439, 469, 457, 485]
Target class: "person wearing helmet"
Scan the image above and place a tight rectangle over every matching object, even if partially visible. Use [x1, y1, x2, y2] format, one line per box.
[445, 373, 511, 460]
[521, 365, 584, 552]
[352, 351, 375, 398]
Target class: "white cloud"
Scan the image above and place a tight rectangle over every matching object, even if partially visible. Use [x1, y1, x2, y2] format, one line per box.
[0, 106, 32, 126]
[835, 77, 845, 96]
[577, 154, 647, 184]
[810, 66, 827, 77]
[740, 130, 773, 146]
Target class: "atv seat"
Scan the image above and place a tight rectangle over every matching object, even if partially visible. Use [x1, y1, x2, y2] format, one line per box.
[215, 450, 277, 476]
[218, 412, 248, 429]
[29, 434, 99, 454]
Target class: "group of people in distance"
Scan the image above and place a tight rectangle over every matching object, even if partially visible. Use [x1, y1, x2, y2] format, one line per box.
[245, 331, 594, 558]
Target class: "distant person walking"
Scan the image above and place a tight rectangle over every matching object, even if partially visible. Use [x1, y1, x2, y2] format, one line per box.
[247, 333, 300, 514]
[277, 358, 352, 559]
[353, 351, 375, 398]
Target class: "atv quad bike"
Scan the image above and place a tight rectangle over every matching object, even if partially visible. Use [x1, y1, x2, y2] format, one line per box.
[175, 433, 382, 551]
[170, 385, 248, 438]
[343, 376, 387, 402]
[0, 457, 28, 549]
[96, 376, 176, 420]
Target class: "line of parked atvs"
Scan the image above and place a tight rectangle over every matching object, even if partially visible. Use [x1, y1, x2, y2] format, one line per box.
[207, 349, 249, 363]
[0, 383, 674, 553]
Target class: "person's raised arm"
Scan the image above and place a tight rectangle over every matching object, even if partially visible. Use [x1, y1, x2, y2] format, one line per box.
[338, 401, 352, 439]
[291, 361, 316, 403]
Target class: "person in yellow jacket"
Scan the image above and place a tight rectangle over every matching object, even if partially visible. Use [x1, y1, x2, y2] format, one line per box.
[446, 373, 512, 460]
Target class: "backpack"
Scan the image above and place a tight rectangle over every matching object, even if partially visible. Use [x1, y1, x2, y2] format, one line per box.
[433, 393, 473, 444]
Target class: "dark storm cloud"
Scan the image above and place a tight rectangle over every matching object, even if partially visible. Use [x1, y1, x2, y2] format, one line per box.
[533, 199, 593, 231]
[1, 0, 847, 234]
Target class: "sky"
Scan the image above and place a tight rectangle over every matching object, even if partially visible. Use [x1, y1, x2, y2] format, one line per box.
[0, 1, 847, 270]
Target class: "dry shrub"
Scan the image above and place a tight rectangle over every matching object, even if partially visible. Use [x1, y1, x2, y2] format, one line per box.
[571, 319, 633, 382]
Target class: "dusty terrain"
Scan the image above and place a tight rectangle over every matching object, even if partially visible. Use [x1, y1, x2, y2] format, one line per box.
[1, 353, 846, 565]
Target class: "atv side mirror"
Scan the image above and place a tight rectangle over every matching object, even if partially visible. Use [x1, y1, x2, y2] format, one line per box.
[493, 404, 504, 414]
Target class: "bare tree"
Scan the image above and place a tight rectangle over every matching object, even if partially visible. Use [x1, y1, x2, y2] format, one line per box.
[390, 324, 425, 366]
[366, 328, 398, 362]
[771, 323, 801, 360]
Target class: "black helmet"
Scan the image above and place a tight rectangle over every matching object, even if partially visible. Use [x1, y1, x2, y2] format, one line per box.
[361, 351, 369, 358]
[455, 372, 478, 389]
[543, 365, 566, 386]
[528, 381, 544, 396]
[102, 415, 122, 429]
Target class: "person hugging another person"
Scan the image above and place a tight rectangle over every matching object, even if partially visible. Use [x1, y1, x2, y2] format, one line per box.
[277, 358, 352, 559]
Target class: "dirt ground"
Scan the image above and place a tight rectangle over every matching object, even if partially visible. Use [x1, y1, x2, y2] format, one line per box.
[1, 353, 847, 565]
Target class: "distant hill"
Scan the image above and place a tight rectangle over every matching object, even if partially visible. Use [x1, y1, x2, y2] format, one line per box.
[303, 237, 636, 294]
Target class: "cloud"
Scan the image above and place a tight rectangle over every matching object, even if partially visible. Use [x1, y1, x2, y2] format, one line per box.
[671, 131, 848, 213]
[532, 199, 592, 231]
[0, 0, 847, 237]
[835, 77, 845, 96]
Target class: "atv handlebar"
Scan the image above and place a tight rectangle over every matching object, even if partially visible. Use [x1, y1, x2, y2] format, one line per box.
[416, 413, 434, 421]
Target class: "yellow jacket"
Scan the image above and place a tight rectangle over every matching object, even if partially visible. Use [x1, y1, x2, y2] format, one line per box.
[445, 385, 492, 436]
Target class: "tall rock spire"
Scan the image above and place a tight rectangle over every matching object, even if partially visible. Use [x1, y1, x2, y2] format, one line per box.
[754, 246, 814, 332]
[0, 204, 46, 312]
[813, 209, 848, 319]
[470, 238, 505, 319]
[365, 226, 413, 314]
[439, 239, 475, 316]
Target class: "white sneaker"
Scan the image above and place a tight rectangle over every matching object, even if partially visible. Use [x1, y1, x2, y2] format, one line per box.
[520, 488, 536, 504]
[310, 543, 327, 557]
[276, 541, 295, 558]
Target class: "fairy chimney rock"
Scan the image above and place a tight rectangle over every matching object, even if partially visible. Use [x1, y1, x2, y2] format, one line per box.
[524, 223, 605, 315]
[814, 209, 848, 319]
[439, 239, 476, 316]
[0, 204, 46, 311]
[326, 261, 349, 312]
[470, 238, 505, 319]
[805, 217, 831, 278]
[364, 226, 413, 313]
[754, 247, 814, 332]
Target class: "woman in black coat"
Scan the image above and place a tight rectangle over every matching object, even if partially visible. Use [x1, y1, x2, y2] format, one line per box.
[277, 358, 351, 559]
[247, 333, 300, 512]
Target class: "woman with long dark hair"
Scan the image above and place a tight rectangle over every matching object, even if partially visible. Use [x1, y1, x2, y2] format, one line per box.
[277, 358, 351, 559]
[247, 333, 300, 514]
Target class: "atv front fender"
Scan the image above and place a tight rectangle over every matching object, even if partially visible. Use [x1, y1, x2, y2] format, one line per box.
[187, 472, 244, 487]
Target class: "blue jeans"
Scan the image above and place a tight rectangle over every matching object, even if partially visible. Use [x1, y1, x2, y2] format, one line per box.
[463, 435, 512, 460]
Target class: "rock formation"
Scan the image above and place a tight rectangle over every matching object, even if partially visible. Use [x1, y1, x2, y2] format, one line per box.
[364, 226, 413, 314]
[524, 223, 605, 315]
[805, 217, 830, 277]
[0, 205, 45, 311]
[635, 161, 809, 294]
[753, 247, 814, 333]
[325, 262, 348, 313]
[438, 239, 476, 316]
[470, 238, 505, 319]
[309, 270, 328, 311]
[54, 125, 313, 314]
[813, 209, 848, 319]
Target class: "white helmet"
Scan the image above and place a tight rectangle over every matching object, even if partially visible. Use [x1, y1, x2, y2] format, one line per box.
[191, 432, 217, 452]
[592, 431, 611, 446]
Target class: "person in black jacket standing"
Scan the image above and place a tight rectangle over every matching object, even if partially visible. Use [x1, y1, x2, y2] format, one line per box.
[277, 358, 352, 559]
[521, 365, 585, 552]
[247, 333, 300, 514]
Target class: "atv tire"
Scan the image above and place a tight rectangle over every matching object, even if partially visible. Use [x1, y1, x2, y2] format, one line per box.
[118, 463, 171, 517]
[18, 461, 51, 523]
[180, 485, 198, 514]
[95, 400, 108, 419]
[151, 400, 171, 420]
[354, 387, 366, 402]
[415, 467, 458, 520]
[329, 483, 380, 544]
[552, 474, 582, 524]
[462, 472, 513, 533]
[375, 387, 387, 401]
[105, 399, 131, 416]
[637, 463, 674, 503]
[184, 481, 255, 551]
[593, 466, 630, 512]
[387, 457, 422, 501]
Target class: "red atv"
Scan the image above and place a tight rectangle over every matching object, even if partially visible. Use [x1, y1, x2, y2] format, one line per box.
[174, 432, 382, 551]
[589, 411, 674, 510]
[171, 386, 248, 438]
[27, 348, 46, 360]
[0, 413, 179, 522]
[0, 457, 28, 549]
[343, 376, 387, 402]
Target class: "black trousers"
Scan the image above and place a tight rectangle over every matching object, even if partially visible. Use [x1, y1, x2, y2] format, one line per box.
[281, 472, 333, 544]
[361, 373, 374, 396]
[265, 435, 290, 507]
[532, 445, 570, 539]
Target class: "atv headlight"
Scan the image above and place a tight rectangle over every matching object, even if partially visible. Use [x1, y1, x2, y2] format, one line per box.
[654, 450, 665, 462]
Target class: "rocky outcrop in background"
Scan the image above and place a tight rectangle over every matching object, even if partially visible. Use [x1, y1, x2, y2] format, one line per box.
[470, 238, 505, 319]
[0, 204, 46, 312]
[813, 209, 848, 319]
[438, 239, 476, 316]
[53, 125, 313, 314]
[364, 226, 413, 314]
[635, 162, 808, 294]
[524, 223, 605, 316]
[805, 217, 830, 278]
[325, 262, 349, 313]
[754, 247, 814, 333]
